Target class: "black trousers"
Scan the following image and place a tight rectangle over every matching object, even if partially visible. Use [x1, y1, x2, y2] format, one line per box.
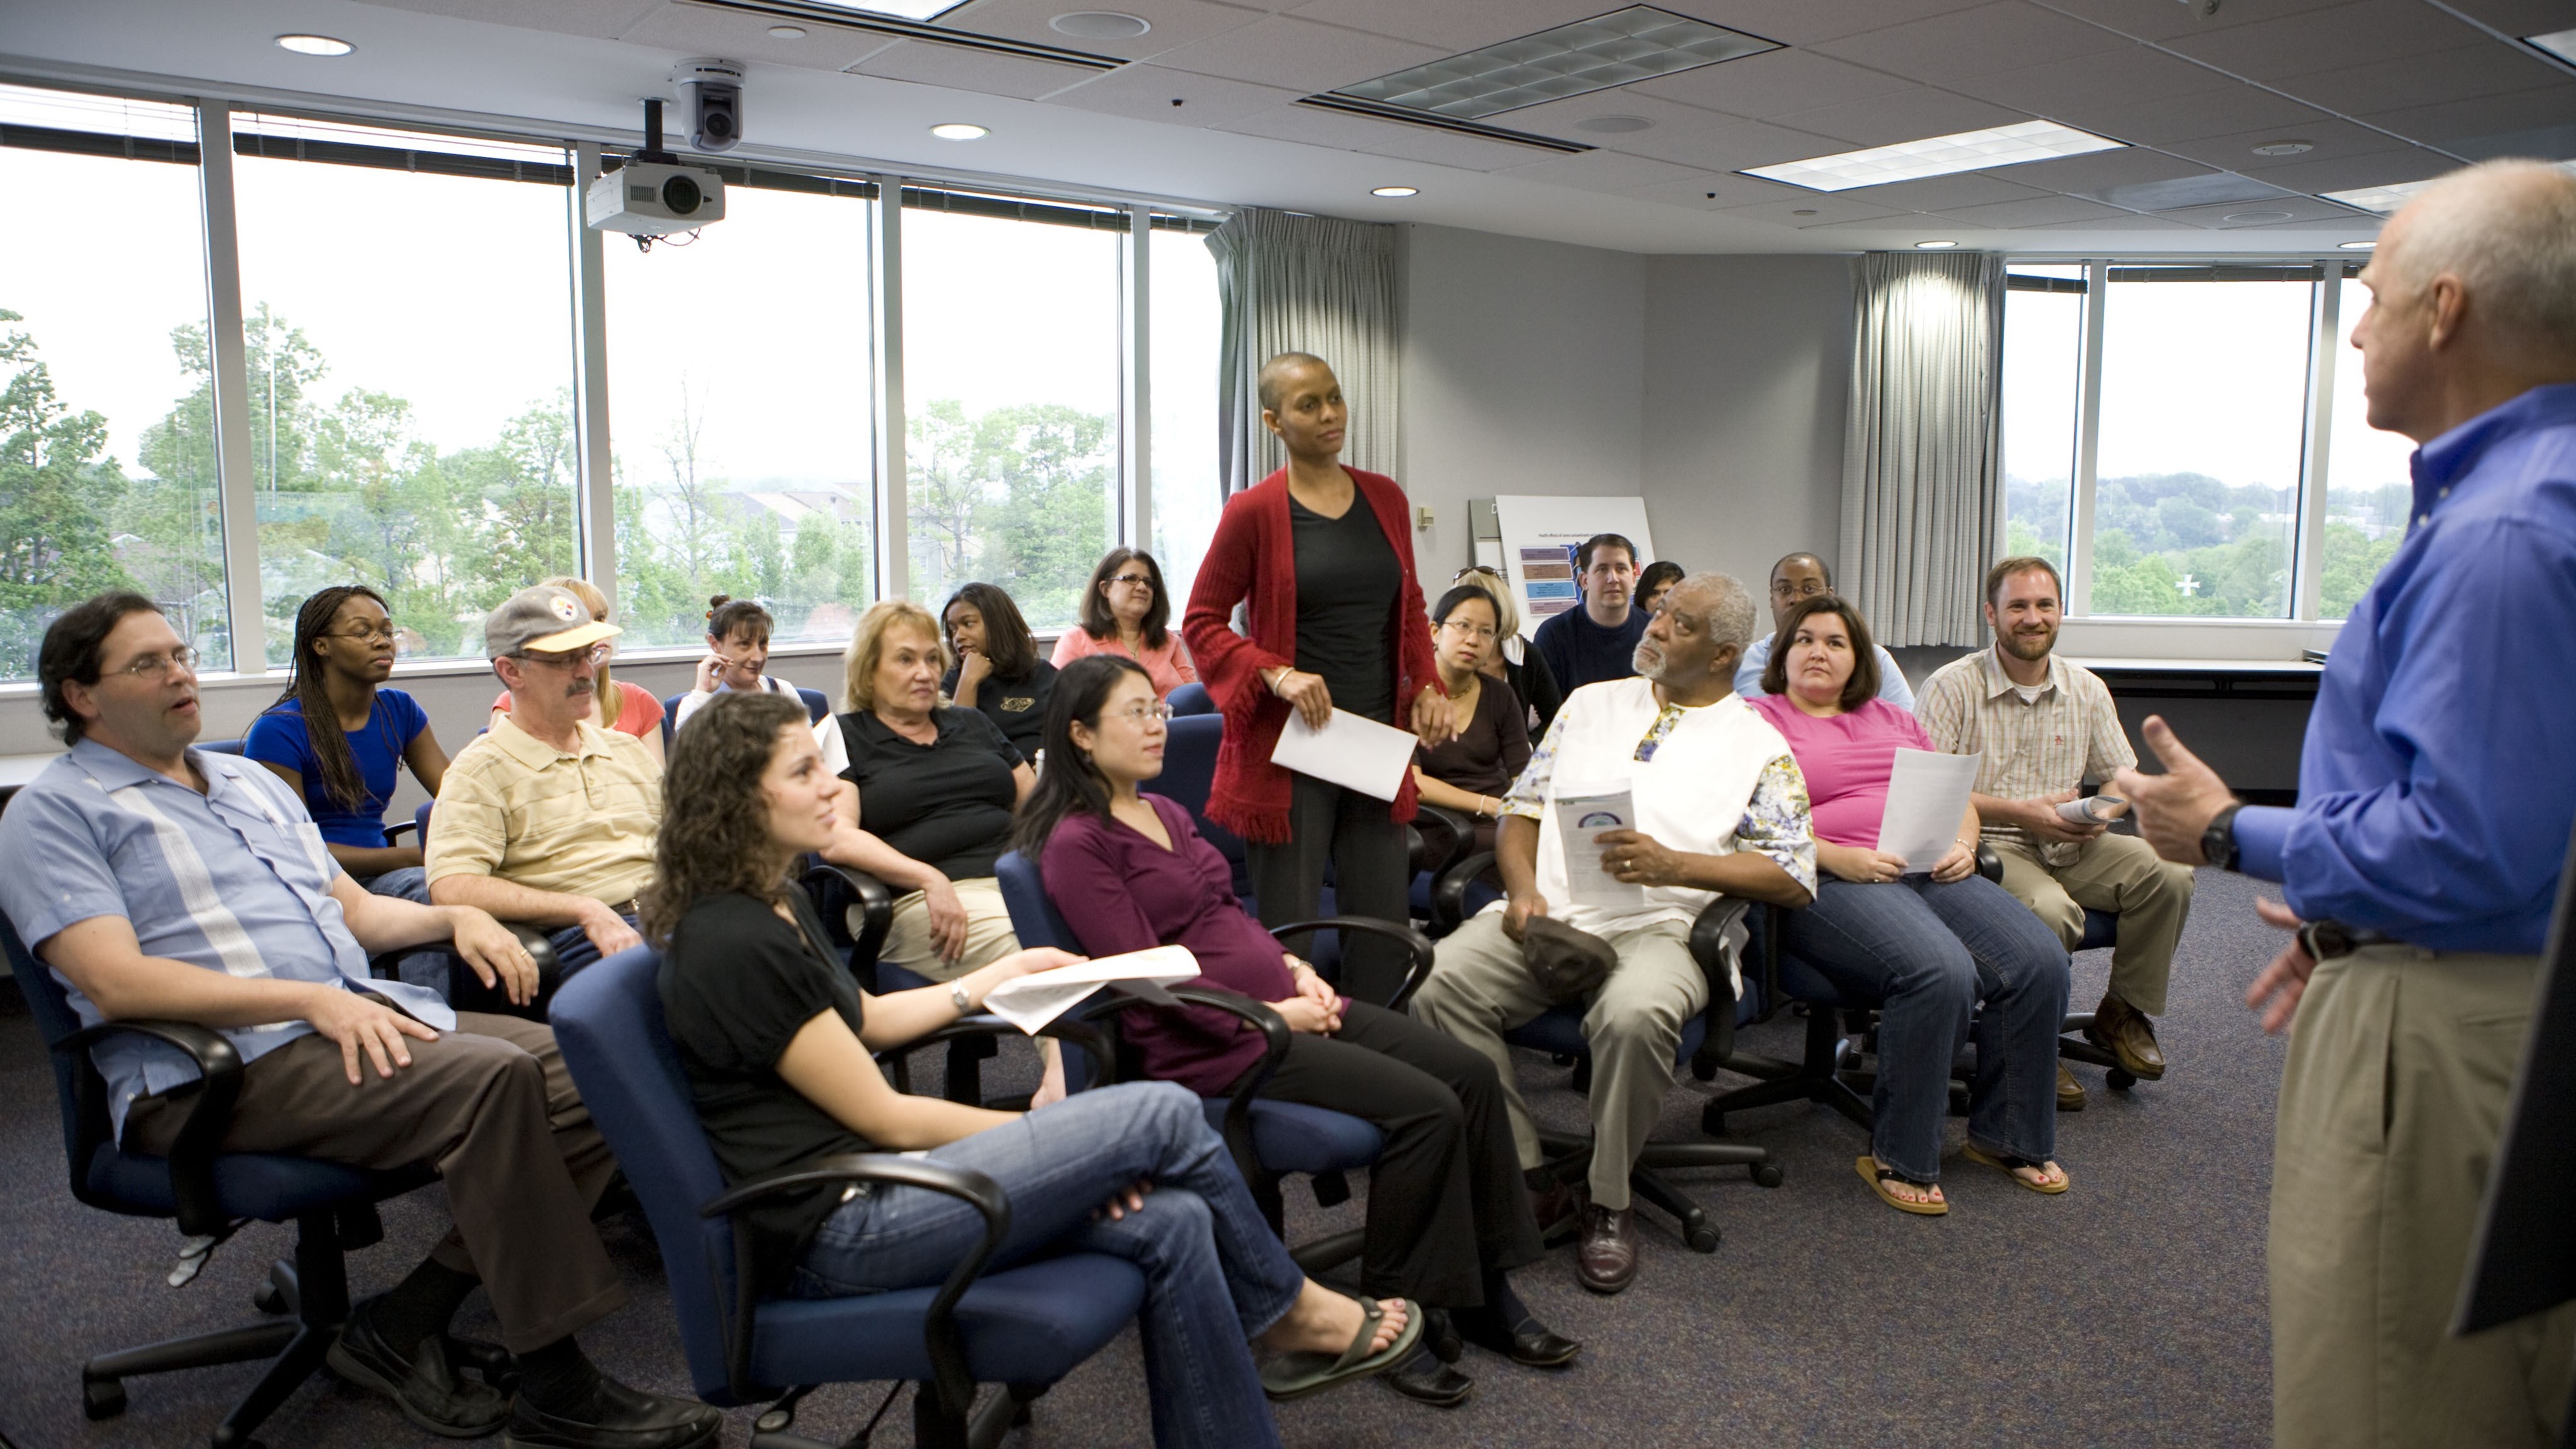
[1246, 773, 1413, 1004]
[1249, 1000, 1543, 1309]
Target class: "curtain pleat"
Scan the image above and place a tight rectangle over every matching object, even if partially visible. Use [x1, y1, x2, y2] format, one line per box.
[1838, 252, 2006, 647]
[1206, 208, 1401, 498]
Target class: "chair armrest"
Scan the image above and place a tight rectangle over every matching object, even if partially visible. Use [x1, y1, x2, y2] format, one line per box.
[1082, 987, 1289, 1187]
[1413, 803, 1478, 879]
[375, 921, 559, 997]
[1433, 850, 1501, 936]
[802, 860, 896, 992]
[1686, 899, 1745, 1064]
[702, 1153, 1007, 1417]
[1976, 842, 2002, 884]
[58, 1019, 242, 1236]
[874, 1013, 1116, 1096]
[383, 819, 417, 845]
[1266, 916, 1438, 1013]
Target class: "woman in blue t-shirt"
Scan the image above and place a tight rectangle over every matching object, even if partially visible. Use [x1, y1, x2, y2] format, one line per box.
[245, 585, 453, 900]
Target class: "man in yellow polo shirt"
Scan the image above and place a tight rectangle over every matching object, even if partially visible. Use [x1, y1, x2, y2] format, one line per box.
[428, 584, 662, 978]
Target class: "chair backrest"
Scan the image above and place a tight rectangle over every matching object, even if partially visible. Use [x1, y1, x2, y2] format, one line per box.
[1166, 682, 1214, 716]
[3, 911, 114, 1205]
[797, 687, 830, 725]
[661, 692, 689, 750]
[1156, 714, 1248, 890]
[665, 689, 833, 747]
[547, 945, 740, 1401]
[197, 738, 245, 756]
[994, 850, 1080, 954]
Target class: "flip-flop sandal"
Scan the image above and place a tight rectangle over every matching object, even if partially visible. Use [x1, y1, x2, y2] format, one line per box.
[1963, 1144, 2070, 1194]
[1260, 1296, 1426, 1402]
[1855, 1155, 1948, 1216]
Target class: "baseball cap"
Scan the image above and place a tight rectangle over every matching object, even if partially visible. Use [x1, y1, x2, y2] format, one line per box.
[486, 584, 622, 658]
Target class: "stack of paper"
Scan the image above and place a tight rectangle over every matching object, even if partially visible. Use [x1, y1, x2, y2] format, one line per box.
[978, 945, 1202, 1035]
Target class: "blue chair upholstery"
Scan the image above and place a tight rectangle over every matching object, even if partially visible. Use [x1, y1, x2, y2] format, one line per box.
[797, 686, 831, 724]
[3, 911, 441, 1441]
[663, 687, 834, 748]
[1165, 681, 1214, 716]
[197, 737, 245, 755]
[548, 945, 1145, 1441]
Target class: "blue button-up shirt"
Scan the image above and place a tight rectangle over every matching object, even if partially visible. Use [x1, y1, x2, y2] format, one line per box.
[2235, 382, 2576, 954]
[0, 739, 455, 1135]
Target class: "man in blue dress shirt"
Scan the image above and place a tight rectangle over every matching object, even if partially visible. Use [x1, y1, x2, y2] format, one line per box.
[2119, 160, 2576, 1449]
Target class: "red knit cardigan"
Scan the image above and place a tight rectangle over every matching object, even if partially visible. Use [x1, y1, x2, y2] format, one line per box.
[1181, 466, 1444, 844]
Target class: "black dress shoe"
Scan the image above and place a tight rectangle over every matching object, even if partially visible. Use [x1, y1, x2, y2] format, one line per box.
[1383, 1346, 1475, 1408]
[327, 1295, 511, 1439]
[1453, 1309, 1583, 1369]
[504, 1375, 723, 1449]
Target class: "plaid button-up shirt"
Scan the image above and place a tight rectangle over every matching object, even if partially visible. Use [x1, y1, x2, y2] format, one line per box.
[1915, 646, 2135, 867]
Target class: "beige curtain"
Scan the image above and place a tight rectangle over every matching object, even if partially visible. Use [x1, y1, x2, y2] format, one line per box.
[1206, 207, 1400, 495]
[1838, 251, 2007, 647]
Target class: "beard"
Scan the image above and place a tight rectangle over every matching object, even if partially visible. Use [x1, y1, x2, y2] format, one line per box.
[1633, 638, 1667, 680]
[2000, 621, 2057, 661]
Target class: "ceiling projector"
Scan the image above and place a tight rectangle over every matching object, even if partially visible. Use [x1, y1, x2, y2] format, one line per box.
[586, 159, 724, 235]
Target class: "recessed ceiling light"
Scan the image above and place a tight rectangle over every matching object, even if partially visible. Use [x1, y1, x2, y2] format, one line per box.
[2223, 209, 2294, 223]
[1574, 115, 1653, 134]
[1371, 186, 1419, 197]
[1335, 5, 1776, 121]
[792, 0, 958, 18]
[1743, 119, 2125, 193]
[275, 33, 354, 56]
[1915, 239, 1959, 249]
[2339, 240, 2378, 250]
[767, 25, 808, 38]
[1051, 11, 1150, 39]
[930, 122, 988, 140]
[2251, 140, 2314, 157]
[2524, 26, 2576, 64]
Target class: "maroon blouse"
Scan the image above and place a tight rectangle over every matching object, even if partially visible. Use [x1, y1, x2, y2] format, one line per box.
[1040, 795, 1346, 1096]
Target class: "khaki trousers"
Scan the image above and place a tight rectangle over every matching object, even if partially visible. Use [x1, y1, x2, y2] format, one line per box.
[1408, 913, 1705, 1211]
[124, 1011, 623, 1355]
[2272, 944, 2574, 1449]
[1990, 831, 2194, 1015]
[876, 876, 1021, 983]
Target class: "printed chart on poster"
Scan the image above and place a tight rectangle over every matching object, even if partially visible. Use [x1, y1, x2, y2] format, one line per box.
[1492, 496, 1658, 624]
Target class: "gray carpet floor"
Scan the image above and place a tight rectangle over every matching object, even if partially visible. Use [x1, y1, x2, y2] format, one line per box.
[0, 866, 2287, 1448]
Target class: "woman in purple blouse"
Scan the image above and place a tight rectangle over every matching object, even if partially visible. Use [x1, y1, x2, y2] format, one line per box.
[1014, 655, 1572, 1409]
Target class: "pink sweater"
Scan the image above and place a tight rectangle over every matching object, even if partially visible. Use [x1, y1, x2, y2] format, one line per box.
[1051, 628, 1197, 699]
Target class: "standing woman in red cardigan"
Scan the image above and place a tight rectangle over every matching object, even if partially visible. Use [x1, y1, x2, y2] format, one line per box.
[1183, 352, 1454, 994]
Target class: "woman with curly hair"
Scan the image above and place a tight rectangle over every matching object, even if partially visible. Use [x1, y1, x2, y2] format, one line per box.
[650, 691, 1421, 1446]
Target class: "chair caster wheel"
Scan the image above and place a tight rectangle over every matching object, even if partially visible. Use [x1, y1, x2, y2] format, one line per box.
[253, 1282, 289, 1315]
[1752, 1162, 1784, 1189]
[1685, 1224, 1721, 1253]
[2107, 1068, 2136, 1091]
[84, 1379, 127, 1420]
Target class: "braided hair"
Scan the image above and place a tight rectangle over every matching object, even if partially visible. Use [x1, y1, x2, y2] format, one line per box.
[264, 584, 389, 812]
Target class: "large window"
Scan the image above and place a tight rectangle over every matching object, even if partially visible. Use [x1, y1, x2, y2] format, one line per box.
[1999, 265, 2084, 572]
[0, 86, 228, 676]
[231, 113, 580, 662]
[2318, 275, 2415, 619]
[1151, 225, 1223, 611]
[606, 178, 878, 648]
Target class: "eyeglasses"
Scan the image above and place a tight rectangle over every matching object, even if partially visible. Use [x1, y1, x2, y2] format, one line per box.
[1452, 565, 1501, 582]
[1438, 619, 1498, 641]
[1105, 700, 1175, 724]
[1771, 579, 1829, 601]
[1107, 573, 1155, 588]
[329, 623, 397, 644]
[516, 644, 611, 669]
[110, 645, 199, 681]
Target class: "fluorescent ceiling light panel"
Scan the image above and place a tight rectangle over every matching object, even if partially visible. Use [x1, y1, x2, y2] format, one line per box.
[2527, 27, 2576, 65]
[2322, 160, 2576, 214]
[1331, 6, 1777, 121]
[1742, 119, 2125, 193]
[798, 0, 963, 19]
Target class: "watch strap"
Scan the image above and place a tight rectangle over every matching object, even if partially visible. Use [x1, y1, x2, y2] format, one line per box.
[2203, 802, 2245, 872]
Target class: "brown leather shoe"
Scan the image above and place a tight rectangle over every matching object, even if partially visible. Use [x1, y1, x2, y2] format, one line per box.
[2085, 994, 2168, 1080]
[2056, 1061, 2086, 1112]
[1575, 1204, 1637, 1295]
[1530, 1179, 1587, 1246]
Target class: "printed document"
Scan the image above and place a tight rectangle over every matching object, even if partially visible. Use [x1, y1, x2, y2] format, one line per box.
[1556, 780, 1646, 909]
[980, 945, 1201, 1035]
[1876, 750, 1982, 874]
[1271, 708, 1418, 801]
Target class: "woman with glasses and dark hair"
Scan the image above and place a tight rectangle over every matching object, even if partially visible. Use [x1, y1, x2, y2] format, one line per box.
[941, 582, 1058, 758]
[1018, 654, 1571, 1409]
[1410, 584, 1531, 869]
[1054, 548, 1197, 699]
[246, 585, 452, 899]
[1451, 565, 1561, 737]
[652, 691, 1422, 1448]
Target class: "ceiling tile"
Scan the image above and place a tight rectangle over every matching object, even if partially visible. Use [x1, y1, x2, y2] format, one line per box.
[1649, 0, 1996, 47]
[1718, 194, 1911, 225]
[2074, 169, 2299, 211]
[2152, 194, 2373, 226]
[1932, 194, 2131, 225]
[1501, 149, 1714, 192]
[847, 40, 1106, 99]
[1043, 64, 1301, 126]
[2163, 117, 2423, 172]
[2022, 0, 2352, 44]
[1149, 15, 1447, 91]
[2023, 213, 2204, 230]
[1283, 0, 1628, 52]
[930, 0, 1263, 63]
[1628, 47, 1916, 118]
[1484, 91, 1738, 146]
[1768, 85, 2030, 147]
[1988, 145, 2216, 194]
[368, 0, 665, 40]
[1945, 43, 2236, 115]
[1605, 115, 1846, 169]
[1213, 101, 1441, 150]
[2360, 84, 2576, 158]
[1840, 171, 2050, 209]
[1358, 126, 1563, 170]
[2160, 0, 2490, 82]
[620, 2, 897, 70]
[2236, 146, 2452, 192]
[1617, 169, 1816, 207]
[2059, 84, 2330, 145]
[1811, 2, 2133, 86]
[2441, 0, 2576, 33]
[2271, 42, 2568, 117]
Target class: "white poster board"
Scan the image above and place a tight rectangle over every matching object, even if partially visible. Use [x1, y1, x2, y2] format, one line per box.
[1491, 496, 1659, 625]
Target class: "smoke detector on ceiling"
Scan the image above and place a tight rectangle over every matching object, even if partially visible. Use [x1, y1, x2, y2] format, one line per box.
[1052, 11, 1150, 39]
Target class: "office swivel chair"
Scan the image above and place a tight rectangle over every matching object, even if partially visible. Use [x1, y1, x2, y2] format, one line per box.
[660, 686, 831, 750]
[551, 945, 1145, 1449]
[5, 911, 452, 1449]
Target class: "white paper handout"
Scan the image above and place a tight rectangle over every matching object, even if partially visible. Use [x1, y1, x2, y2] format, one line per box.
[979, 946, 1202, 1035]
[1270, 708, 1418, 802]
[1875, 749, 1982, 874]
[1555, 780, 1646, 910]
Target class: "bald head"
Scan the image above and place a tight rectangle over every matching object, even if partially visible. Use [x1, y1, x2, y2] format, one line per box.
[1258, 352, 1332, 416]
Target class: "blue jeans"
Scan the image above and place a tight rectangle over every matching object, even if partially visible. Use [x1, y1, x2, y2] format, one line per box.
[545, 915, 638, 979]
[1778, 874, 2070, 1182]
[791, 1081, 1302, 1449]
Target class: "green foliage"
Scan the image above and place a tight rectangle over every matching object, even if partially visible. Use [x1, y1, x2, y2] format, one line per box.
[0, 309, 136, 675]
[2319, 522, 2404, 618]
[906, 398, 1111, 630]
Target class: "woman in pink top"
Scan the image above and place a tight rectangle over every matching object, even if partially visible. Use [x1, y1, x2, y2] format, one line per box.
[1746, 596, 2070, 1216]
[1052, 548, 1197, 699]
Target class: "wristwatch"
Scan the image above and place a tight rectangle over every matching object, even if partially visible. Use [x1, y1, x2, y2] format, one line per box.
[950, 980, 974, 1014]
[2201, 802, 2245, 873]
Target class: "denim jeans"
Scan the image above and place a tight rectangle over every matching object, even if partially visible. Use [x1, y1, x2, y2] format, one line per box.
[545, 914, 638, 980]
[1777, 874, 2070, 1182]
[791, 1081, 1303, 1449]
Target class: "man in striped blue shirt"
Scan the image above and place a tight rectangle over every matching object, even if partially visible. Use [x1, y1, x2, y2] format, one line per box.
[0, 593, 721, 1449]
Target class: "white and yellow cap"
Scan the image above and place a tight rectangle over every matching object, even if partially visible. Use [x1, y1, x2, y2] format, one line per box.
[485, 584, 621, 657]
